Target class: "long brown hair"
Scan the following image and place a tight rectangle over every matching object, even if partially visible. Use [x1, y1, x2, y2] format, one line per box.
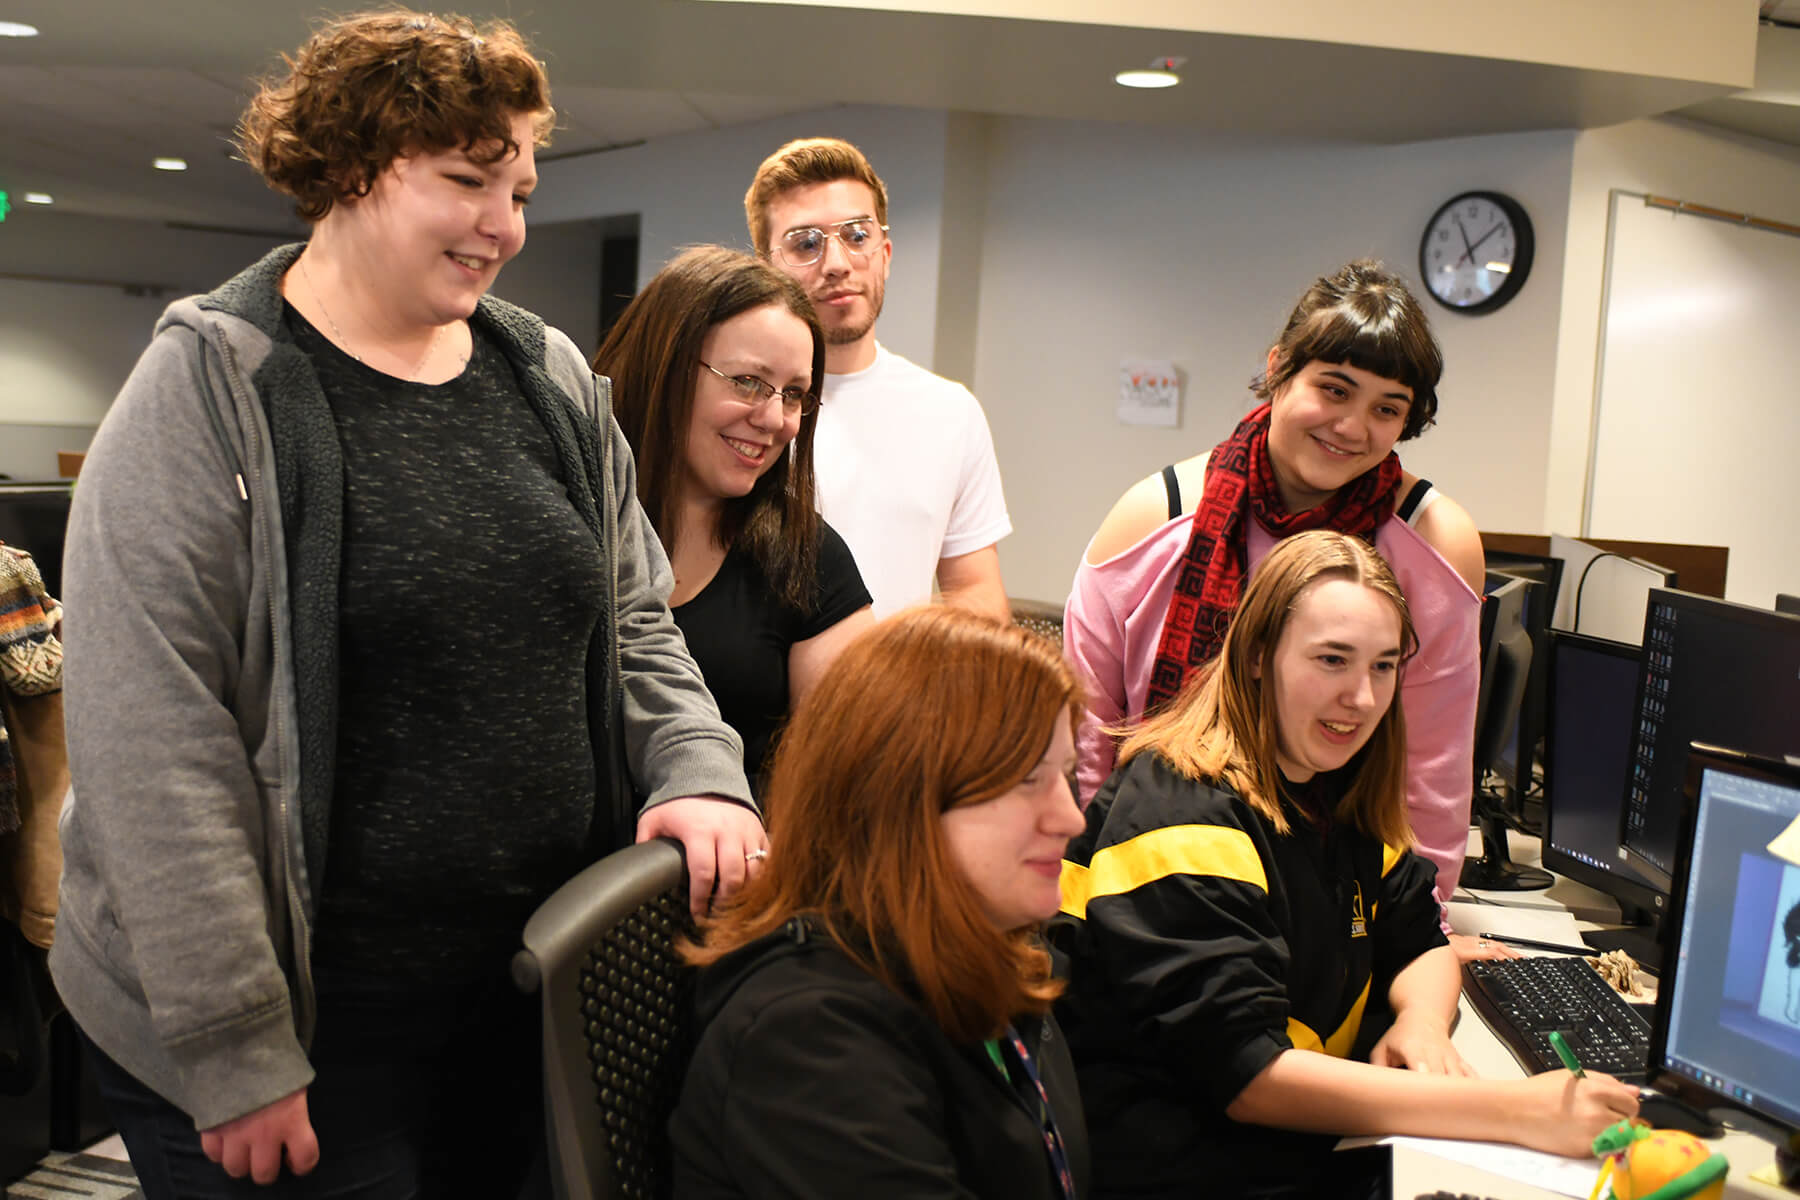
[594, 246, 825, 610]
[1119, 530, 1417, 844]
[685, 607, 1083, 1044]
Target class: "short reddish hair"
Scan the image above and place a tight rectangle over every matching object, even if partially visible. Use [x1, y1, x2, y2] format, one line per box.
[236, 8, 553, 222]
[685, 607, 1082, 1044]
[744, 137, 889, 258]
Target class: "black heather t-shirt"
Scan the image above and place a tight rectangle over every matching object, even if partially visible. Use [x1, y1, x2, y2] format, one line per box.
[671, 523, 868, 792]
[287, 306, 607, 982]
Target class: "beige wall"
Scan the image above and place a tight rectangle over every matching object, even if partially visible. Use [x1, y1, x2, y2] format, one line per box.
[970, 117, 1576, 603]
[1545, 116, 1800, 535]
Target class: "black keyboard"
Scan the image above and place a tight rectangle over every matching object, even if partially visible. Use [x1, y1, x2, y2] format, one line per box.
[1461, 955, 1652, 1083]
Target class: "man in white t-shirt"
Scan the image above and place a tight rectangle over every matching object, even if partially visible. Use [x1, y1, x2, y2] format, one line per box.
[746, 137, 1012, 621]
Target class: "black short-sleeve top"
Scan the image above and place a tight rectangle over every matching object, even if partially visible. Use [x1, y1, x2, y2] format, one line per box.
[672, 522, 869, 793]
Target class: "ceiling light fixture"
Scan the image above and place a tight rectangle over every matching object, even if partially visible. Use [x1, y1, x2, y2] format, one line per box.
[0, 21, 38, 37]
[1116, 56, 1184, 89]
[24, 192, 52, 205]
[153, 157, 188, 172]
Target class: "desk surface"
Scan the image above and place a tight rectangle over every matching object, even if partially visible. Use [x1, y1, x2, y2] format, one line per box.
[1384, 834, 1790, 1199]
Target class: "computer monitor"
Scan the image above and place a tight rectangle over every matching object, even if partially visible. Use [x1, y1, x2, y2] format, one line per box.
[1539, 631, 1668, 967]
[1485, 564, 1555, 813]
[1463, 575, 1551, 891]
[1622, 590, 1800, 888]
[1484, 549, 1564, 616]
[1547, 534, 1678, 645]
[0, 483, 73, 598]
[1647, 743, 1800, 1137]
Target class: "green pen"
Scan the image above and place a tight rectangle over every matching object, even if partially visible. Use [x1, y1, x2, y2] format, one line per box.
[1547, 1030, 1587, 1078]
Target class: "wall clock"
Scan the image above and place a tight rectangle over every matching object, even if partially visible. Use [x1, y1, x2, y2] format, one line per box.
[1419, 191, 1534, 315]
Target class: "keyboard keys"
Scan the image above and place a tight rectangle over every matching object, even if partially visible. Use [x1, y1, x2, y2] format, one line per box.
[1462, 956, 1652, 1084]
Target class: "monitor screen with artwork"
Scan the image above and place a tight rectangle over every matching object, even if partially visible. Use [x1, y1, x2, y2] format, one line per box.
[1647, 744, 1800, 1136]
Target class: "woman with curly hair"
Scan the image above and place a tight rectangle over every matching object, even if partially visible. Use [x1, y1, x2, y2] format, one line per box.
[671, 607, 1089, 1199]
[50, 10, 761, 1196]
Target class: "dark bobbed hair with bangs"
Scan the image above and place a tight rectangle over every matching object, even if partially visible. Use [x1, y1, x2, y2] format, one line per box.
[236, 9, 553, 223]
[1251, 259, 1444, 441]
[594, 246, 826, 611]
[1118, 530, 1418, 846]
[683, 607, 1084, 1045]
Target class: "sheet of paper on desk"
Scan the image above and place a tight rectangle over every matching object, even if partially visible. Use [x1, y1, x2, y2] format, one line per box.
[1446, 900, 1586, 944]
[1367, 1136, 1600, 1198]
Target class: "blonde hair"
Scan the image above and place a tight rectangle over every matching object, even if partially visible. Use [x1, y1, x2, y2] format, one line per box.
[1119, 530, 1417, 843]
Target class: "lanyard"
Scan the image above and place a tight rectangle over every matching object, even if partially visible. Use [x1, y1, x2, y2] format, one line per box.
[984, 1025, 1078, 1200]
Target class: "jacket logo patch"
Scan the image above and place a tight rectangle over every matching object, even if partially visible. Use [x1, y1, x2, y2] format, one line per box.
[1349, 880, 1368, 938]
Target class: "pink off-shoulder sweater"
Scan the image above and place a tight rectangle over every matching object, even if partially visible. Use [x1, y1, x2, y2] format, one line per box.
[1064, 506, 1481, 910]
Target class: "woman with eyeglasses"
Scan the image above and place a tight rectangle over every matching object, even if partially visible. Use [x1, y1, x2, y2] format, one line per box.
[1065, 260, 1493, 956]
[595, 246, 874, 794]
[50, 13, 761, 1196]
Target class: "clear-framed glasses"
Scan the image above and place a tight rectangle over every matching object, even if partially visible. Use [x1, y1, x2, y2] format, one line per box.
[774, 218, 889, 268]
[699, 360, 818, 417]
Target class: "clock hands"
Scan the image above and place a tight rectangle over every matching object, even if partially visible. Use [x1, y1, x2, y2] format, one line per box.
[1464, 220, 1507, 261]
[1454, 218, 1478, 266]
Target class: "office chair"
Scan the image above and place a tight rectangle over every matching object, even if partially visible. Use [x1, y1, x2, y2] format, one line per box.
[1009, 597, 1064, 648]
[514, 838, 695, 1200]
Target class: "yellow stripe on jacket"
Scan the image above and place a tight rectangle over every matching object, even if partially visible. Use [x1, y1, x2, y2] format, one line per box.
[1285, 978, 1372, 1059]
[1060, 824, 1266, 920]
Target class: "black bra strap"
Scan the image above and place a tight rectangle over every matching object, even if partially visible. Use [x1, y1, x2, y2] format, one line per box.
[1396, 477, 1433, 522]
[1161, 464, 1182, 521]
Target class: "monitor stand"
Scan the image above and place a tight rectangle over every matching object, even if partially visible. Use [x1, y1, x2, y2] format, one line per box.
[1457, 806, 1553, 892]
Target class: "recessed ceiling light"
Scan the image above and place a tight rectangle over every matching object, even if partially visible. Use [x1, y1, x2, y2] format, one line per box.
[1116, 55, 1184, 89]
[23, 192, 52, 205]
[153, 157, 188, 172]
[0, 21, 38, 37]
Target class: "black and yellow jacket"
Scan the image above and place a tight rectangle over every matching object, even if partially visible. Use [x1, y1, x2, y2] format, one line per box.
[1051, 752, 1445, 1200]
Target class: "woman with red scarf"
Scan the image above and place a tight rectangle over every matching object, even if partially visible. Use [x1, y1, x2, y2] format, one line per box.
[1065, 260, 1494, 954]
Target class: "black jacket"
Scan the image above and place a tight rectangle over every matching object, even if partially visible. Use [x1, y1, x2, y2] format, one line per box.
[1052, 755, 1446, 1200]
[670, 920, 1089, 1199]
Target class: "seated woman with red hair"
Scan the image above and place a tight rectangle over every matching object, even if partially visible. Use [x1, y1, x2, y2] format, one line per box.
[671, 608, 1090, 1199]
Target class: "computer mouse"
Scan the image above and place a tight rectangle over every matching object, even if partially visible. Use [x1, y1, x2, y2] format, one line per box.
[1635, 1090, 1726, 1139]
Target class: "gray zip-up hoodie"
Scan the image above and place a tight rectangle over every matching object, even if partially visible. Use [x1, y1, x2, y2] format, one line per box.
[50, 244, 753, 1130]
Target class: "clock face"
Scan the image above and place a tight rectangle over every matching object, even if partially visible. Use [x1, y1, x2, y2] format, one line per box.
[1419, 191, 1534, 314]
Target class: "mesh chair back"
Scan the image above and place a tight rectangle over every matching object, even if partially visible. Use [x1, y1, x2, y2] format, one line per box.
[516, 839, 695, 1200]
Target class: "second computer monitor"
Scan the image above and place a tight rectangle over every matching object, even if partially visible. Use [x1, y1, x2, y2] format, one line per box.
[1540, 632, 1667, 956]
[1622, 590, 1800, 887]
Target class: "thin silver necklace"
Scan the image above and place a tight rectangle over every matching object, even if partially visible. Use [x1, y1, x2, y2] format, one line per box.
[297, 253, 450, 382]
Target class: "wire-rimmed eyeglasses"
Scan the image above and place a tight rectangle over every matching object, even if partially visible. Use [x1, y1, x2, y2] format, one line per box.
[699, 360, 818, 417]
[773, 218, 889, 269]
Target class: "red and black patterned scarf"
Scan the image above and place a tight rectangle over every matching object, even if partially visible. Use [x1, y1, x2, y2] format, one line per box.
[1145, 402, 1401, 709]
